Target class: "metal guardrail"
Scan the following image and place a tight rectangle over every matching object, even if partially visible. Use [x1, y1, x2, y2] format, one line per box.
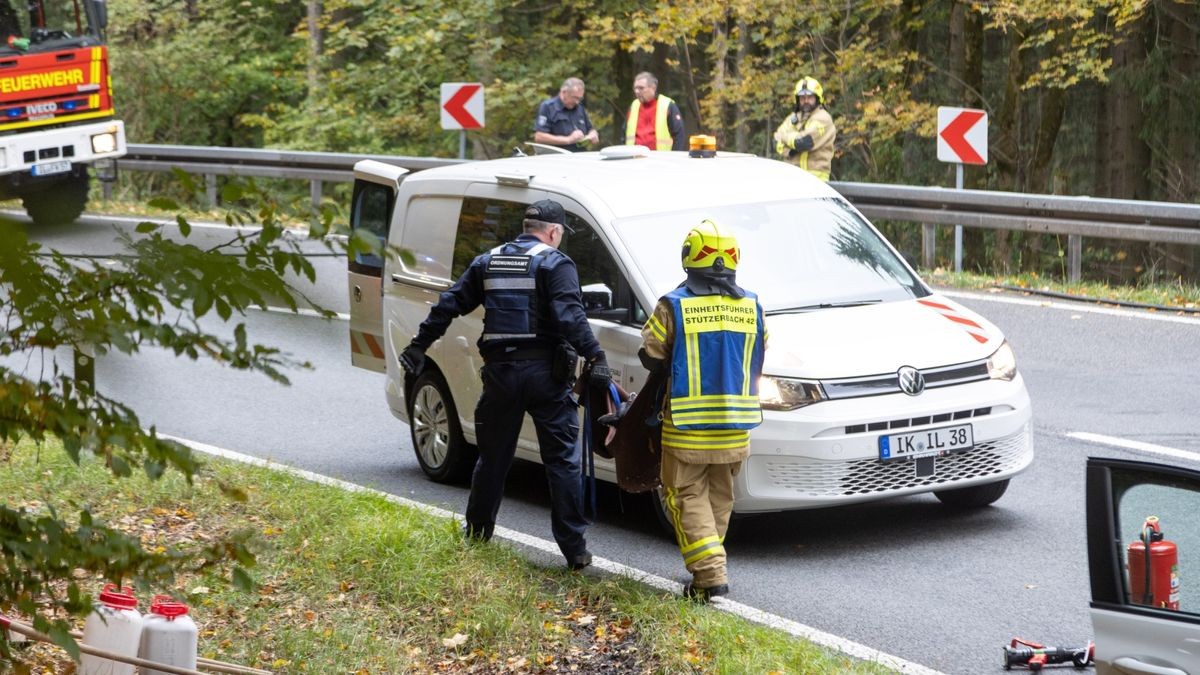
[120, 144, 1200, 281]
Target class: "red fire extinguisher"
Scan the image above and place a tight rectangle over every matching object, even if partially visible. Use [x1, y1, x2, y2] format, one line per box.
[1127, 515, 1181, 610]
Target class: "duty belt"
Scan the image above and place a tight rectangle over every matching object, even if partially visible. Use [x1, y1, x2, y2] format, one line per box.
[482, 347, 554, 363]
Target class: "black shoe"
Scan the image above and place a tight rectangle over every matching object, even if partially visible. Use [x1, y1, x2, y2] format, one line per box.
[682, 582, 729, 602]
[566, 551, 593, 571]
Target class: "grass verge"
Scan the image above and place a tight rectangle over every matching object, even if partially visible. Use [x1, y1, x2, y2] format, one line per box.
[1, 439, 896, 674]
[924, 269, 1200, 310]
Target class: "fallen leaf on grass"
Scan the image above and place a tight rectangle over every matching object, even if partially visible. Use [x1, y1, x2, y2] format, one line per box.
[442, 632, 468, 649]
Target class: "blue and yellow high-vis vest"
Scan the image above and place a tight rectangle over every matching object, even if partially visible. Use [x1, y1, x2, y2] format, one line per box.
[656, 286, 765, 451]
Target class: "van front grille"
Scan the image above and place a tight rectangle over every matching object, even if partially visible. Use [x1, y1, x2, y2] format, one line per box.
[760, 424, 1030, 498]
[845, 407, 991, 435]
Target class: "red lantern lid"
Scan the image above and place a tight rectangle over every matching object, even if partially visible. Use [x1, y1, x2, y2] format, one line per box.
[149, 595, 189, 619]
[98, 584, 138, 610]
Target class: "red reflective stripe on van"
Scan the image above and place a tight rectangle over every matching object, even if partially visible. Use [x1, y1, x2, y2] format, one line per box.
[918, 298, 990, 345]
[916, 299, 953, 311]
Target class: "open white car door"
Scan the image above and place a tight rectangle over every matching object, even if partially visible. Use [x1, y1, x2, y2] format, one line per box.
[347, 160, 408, 372]
[1086, 457, 1200, 675]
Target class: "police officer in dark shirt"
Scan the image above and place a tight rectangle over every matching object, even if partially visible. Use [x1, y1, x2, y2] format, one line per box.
[399, 199, 609, 570]
[534, 78, 600, 152]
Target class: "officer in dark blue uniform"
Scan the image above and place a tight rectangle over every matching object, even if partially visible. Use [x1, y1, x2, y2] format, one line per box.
[399, 199, 608, 570]
[534, 78, 600, 152]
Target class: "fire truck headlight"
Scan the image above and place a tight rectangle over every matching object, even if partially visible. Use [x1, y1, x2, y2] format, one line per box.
[91, 132, 117, 154]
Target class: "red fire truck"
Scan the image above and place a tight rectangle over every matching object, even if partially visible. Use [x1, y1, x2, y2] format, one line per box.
[0, 0, 125, 226]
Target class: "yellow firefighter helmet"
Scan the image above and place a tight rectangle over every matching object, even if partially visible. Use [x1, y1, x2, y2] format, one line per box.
[793, 76, 824, 102]
[681, 219, 740, 272]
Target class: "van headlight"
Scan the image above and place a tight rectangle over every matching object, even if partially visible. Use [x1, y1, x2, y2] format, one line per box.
[759, 375, 826, 411]
[987, 341, 1017, 381]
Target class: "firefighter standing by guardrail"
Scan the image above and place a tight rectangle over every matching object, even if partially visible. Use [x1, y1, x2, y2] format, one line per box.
[773, 76, 836, 181]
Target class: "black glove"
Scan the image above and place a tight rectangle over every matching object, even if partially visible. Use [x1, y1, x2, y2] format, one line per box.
[793, 135, 815, 152]
[399, 344, 426, 374]
[588, 352, 611, 389]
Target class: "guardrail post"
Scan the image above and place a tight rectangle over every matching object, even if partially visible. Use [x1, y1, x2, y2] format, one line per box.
[922, 224, 936, 269]
[1068, 234, 1082, 283]
[206, 174, 218, 208]
[310, 179, 322, 213]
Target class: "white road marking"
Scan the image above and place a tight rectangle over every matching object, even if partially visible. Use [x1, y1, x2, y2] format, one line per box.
[1067, 432, 1200, 464]
[940, 290, 1200, 326]
[162, 433, 945, 675]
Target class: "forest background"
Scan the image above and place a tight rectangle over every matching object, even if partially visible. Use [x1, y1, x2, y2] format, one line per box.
[106, 0, 1198, 283]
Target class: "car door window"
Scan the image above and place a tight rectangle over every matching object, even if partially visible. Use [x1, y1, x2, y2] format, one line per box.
[558, 213, 645, 326]
[349, 181, 392, 272]
[398, 196, 458, 283]
[1114, 480, 1197, 613]
[454, 197, 645, 326]
[1089, 459, 1200, 616]
[453, 198, 524, 278]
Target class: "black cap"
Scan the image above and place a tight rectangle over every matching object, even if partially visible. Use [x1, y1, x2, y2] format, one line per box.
[525, 199, 575, 233]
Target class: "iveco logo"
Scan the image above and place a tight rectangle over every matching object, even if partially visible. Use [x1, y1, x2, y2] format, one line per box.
[897, 366, 925, 396]
[26, 102, 57, 115]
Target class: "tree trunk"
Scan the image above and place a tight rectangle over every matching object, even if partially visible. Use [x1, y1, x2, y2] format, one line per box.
[1030, 86, 1066, 192]
[990, 29, 1025, 272]
[1160, 0, 1196, 276]
[1165, 0, 1197, 202]
[1108, 10, 1151, 200]
[675, 37, 703, 135]
[734, 19, 749, 153]
[306, 0, 322, 100]
[951, 1, 986, 190]
[711, 17, 729, 149]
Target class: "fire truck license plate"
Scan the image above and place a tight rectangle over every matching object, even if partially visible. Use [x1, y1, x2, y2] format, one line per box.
[879, 423, 973, 463]
[32, 160, 71, 176]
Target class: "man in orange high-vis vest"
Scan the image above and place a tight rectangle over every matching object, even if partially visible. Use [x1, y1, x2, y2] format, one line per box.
[625, 72, 687, 151]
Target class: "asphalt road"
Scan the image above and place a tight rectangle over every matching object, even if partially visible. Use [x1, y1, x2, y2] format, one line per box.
[20, 217, 1200, 674]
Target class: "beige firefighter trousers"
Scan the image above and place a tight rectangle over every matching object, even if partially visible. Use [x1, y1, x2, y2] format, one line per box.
[660, 450, 741, 588]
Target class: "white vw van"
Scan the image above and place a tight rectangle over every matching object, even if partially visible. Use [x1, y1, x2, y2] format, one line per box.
[347, 146, 1032, 516]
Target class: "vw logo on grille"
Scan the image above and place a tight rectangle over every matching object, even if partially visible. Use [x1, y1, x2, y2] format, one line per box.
[897, 366, 925, 396]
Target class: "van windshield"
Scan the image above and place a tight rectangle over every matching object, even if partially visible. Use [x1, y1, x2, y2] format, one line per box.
[613, 197, 929, 312]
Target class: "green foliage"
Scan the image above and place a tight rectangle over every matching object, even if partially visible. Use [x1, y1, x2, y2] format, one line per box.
[104, 0, 1196, 282]
[0, 177, 360, 651]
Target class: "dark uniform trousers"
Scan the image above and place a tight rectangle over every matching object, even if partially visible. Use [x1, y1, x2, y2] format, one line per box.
[467, 358, 589, 559]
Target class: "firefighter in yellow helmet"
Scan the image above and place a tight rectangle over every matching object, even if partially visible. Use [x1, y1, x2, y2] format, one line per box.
[639, 219, 766, 601]
[773, 76, 836, 181]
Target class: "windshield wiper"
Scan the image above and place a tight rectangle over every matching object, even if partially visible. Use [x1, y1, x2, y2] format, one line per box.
[766, 299, 881, 315]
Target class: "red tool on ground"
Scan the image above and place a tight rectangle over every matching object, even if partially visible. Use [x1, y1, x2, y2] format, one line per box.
[1003, 638, 1094, 670]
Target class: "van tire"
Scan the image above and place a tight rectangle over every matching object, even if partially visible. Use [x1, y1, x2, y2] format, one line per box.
[409, 370, 475, 484]
[934, 479, 1009, 508]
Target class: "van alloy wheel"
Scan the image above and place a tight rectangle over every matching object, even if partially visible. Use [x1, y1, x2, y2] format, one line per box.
[412, 384, 449, 469]
[408, 370, 475, 484]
